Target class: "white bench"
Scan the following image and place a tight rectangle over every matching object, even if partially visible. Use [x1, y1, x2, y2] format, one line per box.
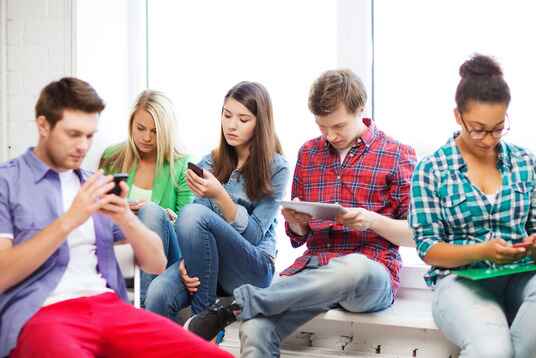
[113, 238, 459, 356]
[220, 265, 460, 357]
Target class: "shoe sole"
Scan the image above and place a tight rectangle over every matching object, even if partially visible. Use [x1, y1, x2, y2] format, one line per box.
[183, 315, 195, 331]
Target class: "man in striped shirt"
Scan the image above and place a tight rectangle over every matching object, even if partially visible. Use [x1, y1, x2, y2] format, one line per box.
[186, 69, 417, 357]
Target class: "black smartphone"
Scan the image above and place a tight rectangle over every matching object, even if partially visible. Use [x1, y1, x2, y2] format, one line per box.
[108, 173, 128, 196]
[188, 162, 204, 177]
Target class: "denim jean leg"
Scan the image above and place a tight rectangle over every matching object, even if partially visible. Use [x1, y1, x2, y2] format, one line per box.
[144, 261, 190, 321]
[137, 202, 181, 306]
[176, 203, 273, 314]
[234, 254, 393, 320]
[432, 275, 513, 358]
[176, 204, 221, 314]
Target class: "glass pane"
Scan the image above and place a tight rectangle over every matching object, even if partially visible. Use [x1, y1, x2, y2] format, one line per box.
[374, 0, 536, 266]
[76, 0, 130, 170]
[148, 0, 337, 271]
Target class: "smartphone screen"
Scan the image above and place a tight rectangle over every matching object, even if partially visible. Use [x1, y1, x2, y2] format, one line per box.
[109, 173, 128, 196]
[188, 162, 204, 177]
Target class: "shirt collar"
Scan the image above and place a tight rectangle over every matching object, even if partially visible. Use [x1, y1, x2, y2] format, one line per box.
[23, 147, 84, 183]
[445, 132, 511, 171]
[322, 117, 377, 151]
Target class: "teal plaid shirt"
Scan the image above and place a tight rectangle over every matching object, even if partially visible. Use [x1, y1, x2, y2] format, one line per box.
[409, 134, 536, 287]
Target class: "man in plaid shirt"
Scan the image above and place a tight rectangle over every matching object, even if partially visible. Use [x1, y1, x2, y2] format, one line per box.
[185, 69, 417, 356]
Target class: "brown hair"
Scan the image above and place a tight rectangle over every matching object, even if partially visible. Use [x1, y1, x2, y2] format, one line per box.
[213, 81, 282, 202]
[35, 77, 105, 128]
[308, 69, 367, 116]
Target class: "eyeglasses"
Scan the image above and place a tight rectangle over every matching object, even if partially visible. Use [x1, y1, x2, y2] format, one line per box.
[459, 113, 510, 140]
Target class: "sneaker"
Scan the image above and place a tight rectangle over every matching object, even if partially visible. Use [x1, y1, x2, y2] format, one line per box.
[184, 297, 239, 341]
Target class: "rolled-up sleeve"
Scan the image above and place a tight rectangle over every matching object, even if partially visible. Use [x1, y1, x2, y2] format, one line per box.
[238, 162, 290, 245]
[112, 224, 125, 243]
[231, 204, 250, 233]
[0, 178, 13, 239]
[409, 160, 446, 260]
[174, 157, 194, 213]
[389, 144, 417, 220]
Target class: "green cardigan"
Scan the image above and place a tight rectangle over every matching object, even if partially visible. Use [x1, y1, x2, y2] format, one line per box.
[99, 144, 194, 213]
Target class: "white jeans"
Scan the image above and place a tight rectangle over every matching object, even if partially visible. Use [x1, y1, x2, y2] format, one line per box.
[432, 272, 536, 358]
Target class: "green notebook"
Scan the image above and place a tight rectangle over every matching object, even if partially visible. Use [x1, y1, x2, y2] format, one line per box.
[454, 264, 536, 280]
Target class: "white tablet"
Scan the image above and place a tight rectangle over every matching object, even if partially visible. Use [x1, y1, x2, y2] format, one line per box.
[278, 200, 346, 220]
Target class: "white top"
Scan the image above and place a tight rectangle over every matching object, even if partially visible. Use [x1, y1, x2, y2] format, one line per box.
[43, 170, 112, 306]
[129, 184, 153, 203]
[338, 147, 351, 164]
[486, 193, 497, 205]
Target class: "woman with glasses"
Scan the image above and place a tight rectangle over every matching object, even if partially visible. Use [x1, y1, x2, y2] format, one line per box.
[409, 54, 536, 358]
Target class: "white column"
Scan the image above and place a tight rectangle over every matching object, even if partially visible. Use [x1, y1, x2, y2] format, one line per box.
[337, 0, 373, 117]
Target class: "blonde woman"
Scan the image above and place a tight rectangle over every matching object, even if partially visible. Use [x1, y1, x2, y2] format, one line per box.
[99, 90, 193, 306]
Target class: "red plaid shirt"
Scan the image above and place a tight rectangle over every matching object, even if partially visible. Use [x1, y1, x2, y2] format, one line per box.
[282, 118, 416, 296]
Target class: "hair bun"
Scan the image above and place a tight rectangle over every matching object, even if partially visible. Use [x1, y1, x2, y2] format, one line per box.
[459, 54, 503, 78]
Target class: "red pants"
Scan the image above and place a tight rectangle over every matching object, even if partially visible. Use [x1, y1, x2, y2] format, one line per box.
[9, 293, 233, 358]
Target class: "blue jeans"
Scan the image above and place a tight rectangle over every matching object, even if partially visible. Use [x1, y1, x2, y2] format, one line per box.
[432, 272, 536, 358]
[236, 254, 394, 358]
[137, 202, 181, 306]
[145, 203, 274, 319]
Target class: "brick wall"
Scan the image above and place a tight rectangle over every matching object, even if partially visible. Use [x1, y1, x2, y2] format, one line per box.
[0, 0, 73, 160]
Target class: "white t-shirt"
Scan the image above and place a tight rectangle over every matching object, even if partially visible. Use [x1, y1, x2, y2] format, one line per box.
[338, 147, 352, 164]
[43, 170, 112, 306]
[486, 193, 497, 205]
[130, 184, 152, 203]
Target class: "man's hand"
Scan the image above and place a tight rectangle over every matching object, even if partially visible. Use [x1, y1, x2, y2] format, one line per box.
[99, 180, 135, 226]
[481, 238, 527, 264]
[64, 171, 115, 229]
[128, 199, 147, 212]
[281, 198, 312, 236]
[179, 260, 200, 294]
[336, 207, 379, 231]
[165, 208, 177, 223]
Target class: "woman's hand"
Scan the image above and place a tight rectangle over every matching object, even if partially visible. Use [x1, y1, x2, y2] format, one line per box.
[185, 168, 225, 199]
[522, 234, 536, 262]
[165, 208, 177, 223]
[99, 180, 137, 227]
[178, 260, 200, 294]
[481, 238, 527, 264]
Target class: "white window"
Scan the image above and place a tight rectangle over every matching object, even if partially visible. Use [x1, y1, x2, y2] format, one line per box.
[374, 0, 536, 266]
[147, 0, 338, 271]
[76, 0, 146, 170]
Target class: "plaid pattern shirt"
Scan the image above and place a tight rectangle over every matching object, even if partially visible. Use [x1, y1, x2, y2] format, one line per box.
[409, 134, 536, 287]
[282, 118, 417, 295]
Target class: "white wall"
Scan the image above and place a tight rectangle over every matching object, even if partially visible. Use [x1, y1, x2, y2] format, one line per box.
[0, 0, 73, 161]
[76, 0, 147, 171]
[337, 0, 373, 115]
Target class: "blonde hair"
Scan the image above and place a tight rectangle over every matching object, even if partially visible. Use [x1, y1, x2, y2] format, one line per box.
[101, 90, 183, 185]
